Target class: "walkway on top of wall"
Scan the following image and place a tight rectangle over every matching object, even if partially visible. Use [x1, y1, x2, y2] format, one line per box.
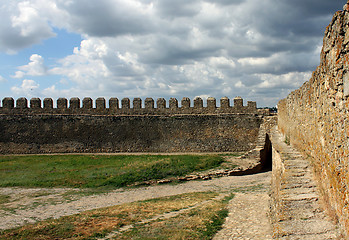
[269, 127, 343, 239]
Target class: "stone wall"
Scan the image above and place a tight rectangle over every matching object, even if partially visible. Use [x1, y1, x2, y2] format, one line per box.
[0, 97, 264, 154]
[278, 6, 349, 236]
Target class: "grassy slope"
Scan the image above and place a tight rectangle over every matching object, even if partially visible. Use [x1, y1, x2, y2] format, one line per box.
[0, 155, 224, 188]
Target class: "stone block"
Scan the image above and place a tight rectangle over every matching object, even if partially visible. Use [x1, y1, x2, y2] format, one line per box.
[82, 97, 93, 109]
[194, 97, 203, 108]
[169, 98, 178, 109]
[181, 97, 190, 108]
[122, 98, 130, 109]
[2, 97, 14, 109]
[234, 96, 243, 108]
[69, 98, 80, 109]
[16, 98, 28, 108]
[157, 98, 166, 109]
[30, 98, 41, 109]
[96, 97, 106, 109]
[248, 101, 257, 110]
[57, 98, 68, 109]
[145, 98, 155, 109]
[109, 98, 119, 110]
[133, 98, 142, 109]
[207, 97, 216, 109]
[220, 97, 230, 109]
[43, 98, 53, 109]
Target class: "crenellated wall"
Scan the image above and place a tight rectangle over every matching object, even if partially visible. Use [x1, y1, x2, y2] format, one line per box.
[0, 96, 265, 154]
[0, 96, 261, 115]
[277, 6, 349, 236]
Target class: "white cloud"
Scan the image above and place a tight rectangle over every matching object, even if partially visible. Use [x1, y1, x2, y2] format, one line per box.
[238, 57, 271, 68]
[209, 57, 236, 69]
[257, 72, 312, 89]
[11, 79, 40, 97]
[12, 54, 47, 78]
[0, 0, 55, 53]
[11, 2, 50, 37]
[49, 39, 112, 91]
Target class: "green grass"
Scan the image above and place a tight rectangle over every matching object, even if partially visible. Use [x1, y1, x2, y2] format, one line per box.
[201, 208, 229, 238]
[0, 154, 224, 188]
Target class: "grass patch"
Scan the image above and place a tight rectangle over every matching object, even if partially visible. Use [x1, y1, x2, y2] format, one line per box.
[0, 154, 224, 189]
[201, 208, 229, 238]
[0, 192, 218, 240]
[118, 194, 233, 239]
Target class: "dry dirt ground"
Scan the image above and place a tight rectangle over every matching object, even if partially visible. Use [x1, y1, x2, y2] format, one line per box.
[0, 171, 271, 239]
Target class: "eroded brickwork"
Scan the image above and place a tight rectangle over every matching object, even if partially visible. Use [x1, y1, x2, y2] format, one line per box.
[278, 7, 349, 236]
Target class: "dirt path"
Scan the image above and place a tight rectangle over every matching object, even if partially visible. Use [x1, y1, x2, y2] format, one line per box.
[214, 193, 272, 239]
[0, 172, 271, 234]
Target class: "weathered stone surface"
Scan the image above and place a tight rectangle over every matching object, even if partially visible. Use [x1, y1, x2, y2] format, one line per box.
[16, 98, 27, 109]
[269, 129, 342, 239]
[220, 97, 230, 109]
[57, 98, 67, 109]
[144, 98, 154, 109]
[181, 97, 190, 108]
[43, 98, 53, 109]
[0, 96, 262, 154]
[278, 8, 349, 237]
[234, 96, 243, 108]
[0, 114, 262, 154]
[156, 98, 166, 109]
[193, 97, 203, 108]
[69, 98, 80, 109]
[133, 98, 142, 109]
[2, 97, 14, 109]
[95, 97, 106, 109]
[82, 97, 93, 109]
[121, 98, 130, 109]
[109, 98, 119, 110]
[30, 98, 41, 109]
[207, 97, 216, 109]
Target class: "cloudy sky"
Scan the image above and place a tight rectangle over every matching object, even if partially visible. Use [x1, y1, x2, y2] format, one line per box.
[0, 0, 345, 107]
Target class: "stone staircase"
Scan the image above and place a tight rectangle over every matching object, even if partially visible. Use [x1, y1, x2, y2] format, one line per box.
[269, 128, 343, 239]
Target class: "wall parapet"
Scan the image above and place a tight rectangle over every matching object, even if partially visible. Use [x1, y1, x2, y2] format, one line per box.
[0, 96, 263, 115]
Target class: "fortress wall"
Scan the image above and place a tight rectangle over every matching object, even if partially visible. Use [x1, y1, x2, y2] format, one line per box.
[0, 114, 262, 154]
[278, 8, 349, 235]
[0, 97, 263, 154]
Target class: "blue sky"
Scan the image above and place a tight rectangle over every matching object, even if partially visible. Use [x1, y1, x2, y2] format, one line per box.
[0, 28, 82, 96]
[0, 0, 345, 107]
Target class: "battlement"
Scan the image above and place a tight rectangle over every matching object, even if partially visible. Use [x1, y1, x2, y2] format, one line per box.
[0, 96, 262, 115]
